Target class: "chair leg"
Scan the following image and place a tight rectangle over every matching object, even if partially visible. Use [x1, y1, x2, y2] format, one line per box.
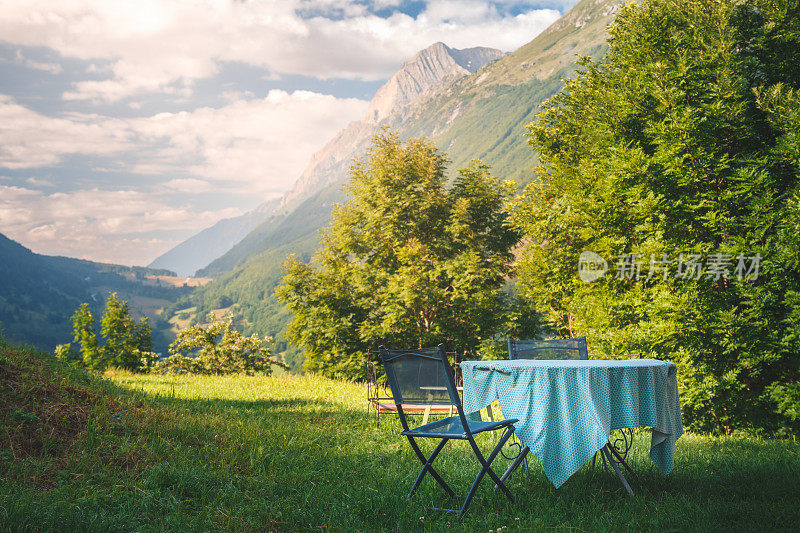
[460, 427, 516, 518]
[477, 429, 517, 500]
[405, 436, 456, 498]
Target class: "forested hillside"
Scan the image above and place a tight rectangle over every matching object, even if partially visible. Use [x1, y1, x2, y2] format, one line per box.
[0, 233, 191, 352]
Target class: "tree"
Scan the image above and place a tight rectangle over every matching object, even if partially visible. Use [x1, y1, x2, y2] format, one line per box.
[101, 292, 153, 370]
[54, 342, 82, 365]
[278, 131, 523, 379]
[69, 293, 154, 371]
[214, 295, 234, 309]
[71, 303, 103, 369]
[513, 0, 800, 434]
[155, 314, 280, 375]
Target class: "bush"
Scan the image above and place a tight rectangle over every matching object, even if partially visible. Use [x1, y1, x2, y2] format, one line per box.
[152, 314, 284, 375]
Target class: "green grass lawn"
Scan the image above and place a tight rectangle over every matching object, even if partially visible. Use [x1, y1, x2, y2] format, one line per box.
[2, 342, 799, 532]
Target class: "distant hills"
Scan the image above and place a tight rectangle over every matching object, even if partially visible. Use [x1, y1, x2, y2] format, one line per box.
[0, 0, 623, 361]
[148, 198, 280, 277]
[0, 232, 189, 352]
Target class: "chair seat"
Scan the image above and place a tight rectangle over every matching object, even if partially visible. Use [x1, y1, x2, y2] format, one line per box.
[401, 415, 518, 439]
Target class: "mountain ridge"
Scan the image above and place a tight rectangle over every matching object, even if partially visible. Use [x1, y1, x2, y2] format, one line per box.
[0, 232, 185, 351]
[363, 42, 504, 124]
[151, 42, 502, 277]
[197, 41, 505, 276]
[275, 42, 504, 216]
[148, 198, 280, 276]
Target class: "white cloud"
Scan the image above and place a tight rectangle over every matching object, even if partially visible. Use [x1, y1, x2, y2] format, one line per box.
[372, 0, 403, 9]
[0, 0, 574, 265]
[2, 49, 64, 74]
[129, 90, 369, 192]
[26, 176, 54, 187]
[0, 0, 563, 102]
[161, 178, 215, 193]
[0, 185, 243, 265]
[0, 90, 368, 263]
[298, 0, 371, 17]
[220, 90, 255, 103]
[0, 91, 368, 193]
[0, 95, 134, 168]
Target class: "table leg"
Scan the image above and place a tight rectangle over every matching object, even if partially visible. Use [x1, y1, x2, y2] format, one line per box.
[606, 440, 636, 478]
[495, 444, 530, 491]
[601, 445, 633, 497]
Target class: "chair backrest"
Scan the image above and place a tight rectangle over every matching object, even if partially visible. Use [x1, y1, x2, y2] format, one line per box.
[508, 336, 589, 360]
[378, 344, 467, 429]
[378, 344, 460, 406]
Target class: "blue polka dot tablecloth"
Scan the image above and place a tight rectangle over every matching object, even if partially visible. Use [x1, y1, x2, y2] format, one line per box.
[460, 359, 683, 488]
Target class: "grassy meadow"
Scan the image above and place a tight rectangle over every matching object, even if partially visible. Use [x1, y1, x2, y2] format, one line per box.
[2, 342, 800, 532]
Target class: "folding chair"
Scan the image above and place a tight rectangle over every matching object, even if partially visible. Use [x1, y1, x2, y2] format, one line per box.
[507, 336, 588, 360]
[366, 350, 462, 427]
[378, 344, 518, 518]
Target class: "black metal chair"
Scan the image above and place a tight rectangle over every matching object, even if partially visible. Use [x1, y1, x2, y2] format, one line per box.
[378, 344, 518, 518]
[502, 337, 588, 478]
[366, 350, 462, 427]
[507, 336, 588, 360]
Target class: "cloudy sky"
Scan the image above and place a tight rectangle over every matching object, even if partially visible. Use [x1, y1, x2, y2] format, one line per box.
[0, 0, 576, 267]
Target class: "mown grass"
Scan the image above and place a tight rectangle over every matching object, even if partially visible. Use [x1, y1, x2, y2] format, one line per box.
[2, 341, 799, 532]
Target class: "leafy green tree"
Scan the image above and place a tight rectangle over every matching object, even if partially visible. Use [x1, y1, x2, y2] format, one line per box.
[155, 314, 280, 375]
[513, 0, 800, 434]
[214, 295, 234, 308]
[278, 131, 523, 379]
[101, 292, 153, 370]
[71, 303, 103, 369]
[54, 342, 82, 365]
[70, 293, 154, 371]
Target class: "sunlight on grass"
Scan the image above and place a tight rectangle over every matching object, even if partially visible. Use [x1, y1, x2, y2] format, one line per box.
[109, 372, 800, 531]
[108, 370, 364, 409]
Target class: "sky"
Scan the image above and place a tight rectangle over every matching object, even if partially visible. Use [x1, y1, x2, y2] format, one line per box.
[0, 0, 576, 267]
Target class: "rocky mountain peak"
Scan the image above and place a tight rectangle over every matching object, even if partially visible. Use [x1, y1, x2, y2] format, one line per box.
[275, 42, 504, 213]
[363, 42, 504, 124]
